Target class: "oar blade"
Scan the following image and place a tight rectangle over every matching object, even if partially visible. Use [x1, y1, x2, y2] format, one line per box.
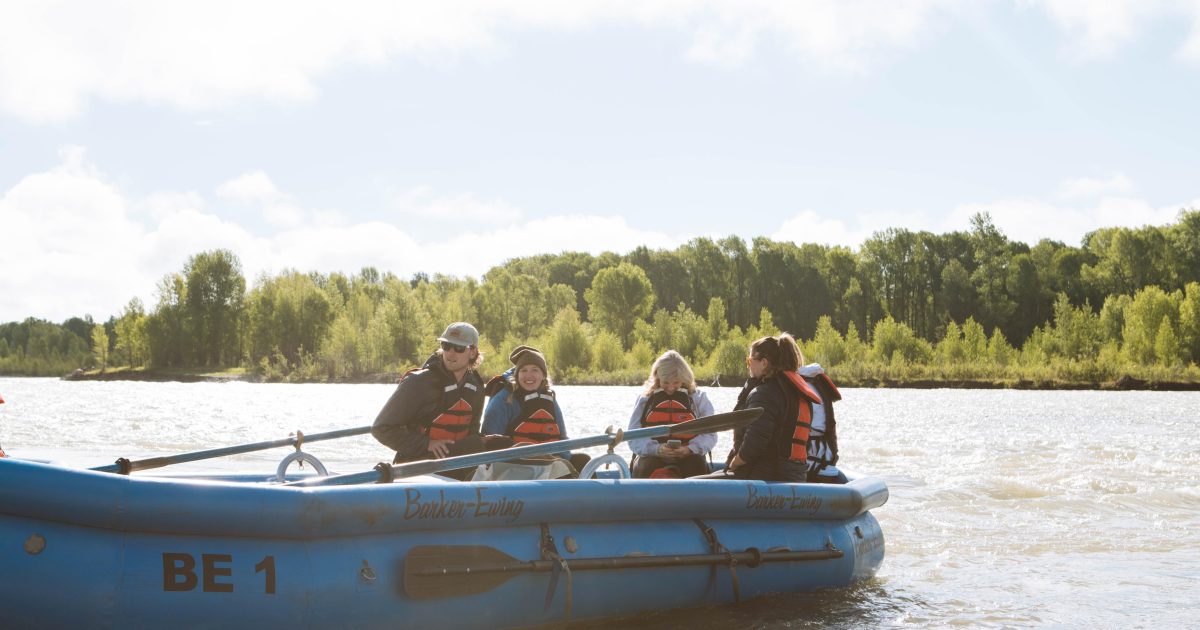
[668, 407, 761, 436]
[404, 544, 524, 600]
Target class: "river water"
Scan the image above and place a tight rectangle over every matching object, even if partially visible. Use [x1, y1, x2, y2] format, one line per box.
[1, 377, 1197, 628]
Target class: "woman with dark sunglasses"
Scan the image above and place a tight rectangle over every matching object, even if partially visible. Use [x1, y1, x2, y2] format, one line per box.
[721, 333, 824, 482]
[372, 322, 487, 476]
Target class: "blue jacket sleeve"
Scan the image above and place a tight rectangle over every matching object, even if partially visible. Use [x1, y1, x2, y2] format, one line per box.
[554, 400, 568, 439]
[481, 389, 515, 435]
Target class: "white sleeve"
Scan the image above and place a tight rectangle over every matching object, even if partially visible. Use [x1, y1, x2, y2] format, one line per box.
[688, 390, 718, 455]
[626, 396, 659, 456]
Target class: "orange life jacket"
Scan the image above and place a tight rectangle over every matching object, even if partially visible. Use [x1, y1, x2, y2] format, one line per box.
[641, 389, 697, 445]
[507, 390, 562, 444]
[779, 372, 822, 464]
[424, 382, 478, 441]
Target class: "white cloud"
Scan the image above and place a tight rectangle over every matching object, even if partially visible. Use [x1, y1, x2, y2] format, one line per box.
[0, 0, 957, 123]
[1180, 0, 1200, 65]
[773, 209, 874, 247]
[443, 214, 679, 276]
[0, 149, 680, 322]
[1056, 173, 1135, 199]
[1024, 0, 1163, 59]
[684, 0, 951, 71]
[387, 186, 524, 225]
[773, 176, 1196, 251]
[0, 148, 149, 322]
[950, 195, 1186, 246]
[5, 1, 1200, 123]
[216, 171, 306, 228]
[217, 171, 283, 205]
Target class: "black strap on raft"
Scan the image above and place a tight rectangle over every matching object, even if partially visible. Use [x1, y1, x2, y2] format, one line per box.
[694, 518, 741, 603]
[539, 523, 573, 622]
[373, 462, 394, 484]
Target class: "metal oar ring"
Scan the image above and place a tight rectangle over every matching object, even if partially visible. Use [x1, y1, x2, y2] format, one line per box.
[275, 451, 329, 482]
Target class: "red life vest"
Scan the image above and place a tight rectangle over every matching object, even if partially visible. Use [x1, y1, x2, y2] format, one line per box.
[640, 389, 697, 445]
[507, 390, 562, 444]
[424, 382, 478, 441]
[780, 372, 822, 464]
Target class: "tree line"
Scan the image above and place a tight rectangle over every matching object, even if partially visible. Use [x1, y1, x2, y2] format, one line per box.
[2, 211, 1199, 384]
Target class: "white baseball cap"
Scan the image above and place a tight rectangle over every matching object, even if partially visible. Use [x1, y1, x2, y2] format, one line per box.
[437, 322, 479, 347]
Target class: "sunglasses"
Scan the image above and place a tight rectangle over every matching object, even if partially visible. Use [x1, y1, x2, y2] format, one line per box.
[441, 341, 470, 353]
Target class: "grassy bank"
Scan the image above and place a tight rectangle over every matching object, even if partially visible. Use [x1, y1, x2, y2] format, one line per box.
[59, 363, 1200, 391]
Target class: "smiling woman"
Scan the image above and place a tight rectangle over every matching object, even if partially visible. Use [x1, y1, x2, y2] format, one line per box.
[481, 345, 592, 474]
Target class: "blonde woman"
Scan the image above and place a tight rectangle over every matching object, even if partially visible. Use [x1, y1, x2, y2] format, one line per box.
[626, 350, 715, 478]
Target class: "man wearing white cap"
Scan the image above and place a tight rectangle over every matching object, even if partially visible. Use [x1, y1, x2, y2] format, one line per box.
[372, 322, 486, 470]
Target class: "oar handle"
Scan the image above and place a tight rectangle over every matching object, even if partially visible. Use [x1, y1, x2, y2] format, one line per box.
[92, 426, 372, 474]
[290, 408, 762, 487]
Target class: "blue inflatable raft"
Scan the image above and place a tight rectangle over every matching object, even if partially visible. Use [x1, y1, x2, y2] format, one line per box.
[0, 411, 886, 628]
[2, 459, 885, 628]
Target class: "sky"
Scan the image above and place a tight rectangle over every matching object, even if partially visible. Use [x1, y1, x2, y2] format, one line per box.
[2, 0, 1199, 324]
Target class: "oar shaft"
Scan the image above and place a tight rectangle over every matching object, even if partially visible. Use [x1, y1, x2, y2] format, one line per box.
[294, 430, 638, 486]
[292, 408, 761, 487]
[92, 426, 371, 474]
[413, 548, 844, 577]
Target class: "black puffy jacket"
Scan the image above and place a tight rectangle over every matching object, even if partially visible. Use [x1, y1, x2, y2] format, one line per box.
[371, 353, 484, 462]
[729, 375, 808, 482]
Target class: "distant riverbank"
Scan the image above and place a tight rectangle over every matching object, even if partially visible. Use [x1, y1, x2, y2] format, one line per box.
[56, 367, 1200, 391]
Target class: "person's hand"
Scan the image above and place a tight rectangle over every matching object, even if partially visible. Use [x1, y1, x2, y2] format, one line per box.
[728, 454, 746, 472]
[427, 439, 453, 458]
[658, 443, 690, 460]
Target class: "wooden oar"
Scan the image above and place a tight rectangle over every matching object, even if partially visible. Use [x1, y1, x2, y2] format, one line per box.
[91, 426, 372, 474]
[288, 407, 762, 487]
[404, 543, 844, 600]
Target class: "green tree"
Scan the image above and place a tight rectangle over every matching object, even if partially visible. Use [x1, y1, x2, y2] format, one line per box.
[590, 330, 625, 372]
[961, 317, 987, 361]
[1081, 226, 1170, 297]
[1166, 210, 1200, 287]
[1154, 315, 1182, 366]
[182, 250, 246, 366]
[709, 334, 749, 381]
[584, 263, 655, 347]
[937, 321, 965, 364]
[113, 298, 148, 368]
[807, 316, 846, 367]
[1098, 294, 1131, 344]
[1178, 282, 1200, 364]
[1046, 294, 1101, 360]
[968, 213, 1018, 340]
[1122, 286, 1180, 364]
[987, 328, 1016, 366]
[245, 271, 334, 370]
[146, 274, 187, 367]
[940, 259, 975, 324]
[546, 307, 592, 373]
[843, 322, 869, 363]
[872, 317, 933, 364]
[91, 324, 109, 372]
[706, 297, 728, 347]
